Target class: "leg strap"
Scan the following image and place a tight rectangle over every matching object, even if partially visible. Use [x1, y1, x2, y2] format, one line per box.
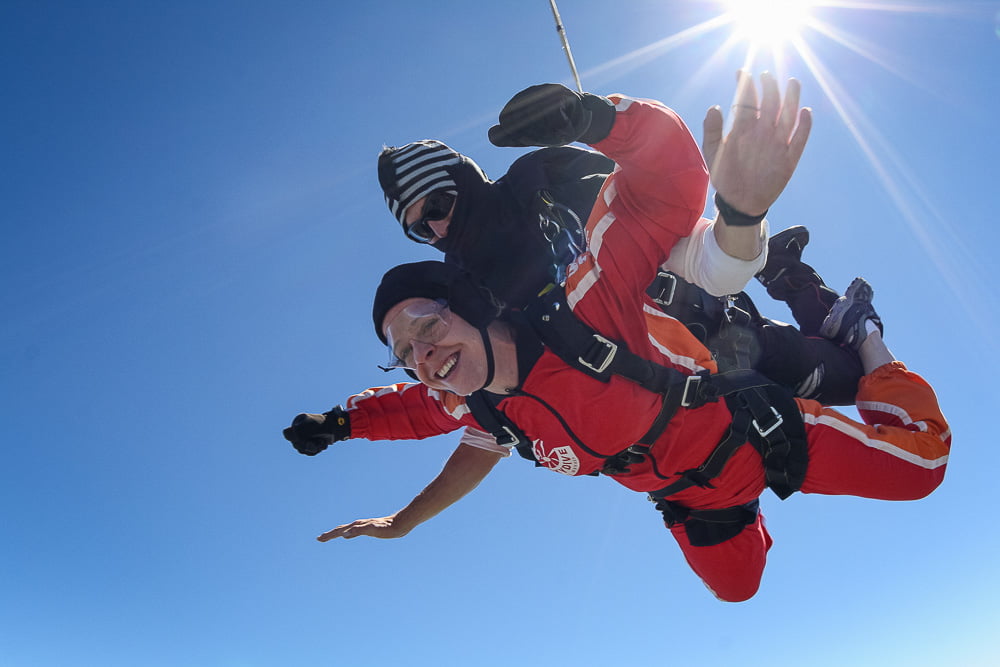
[653, 498, 761, 547]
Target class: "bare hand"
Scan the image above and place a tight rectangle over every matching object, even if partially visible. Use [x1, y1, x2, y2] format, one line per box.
[703, 70, 812, 216]
[317, 515, 411, 542]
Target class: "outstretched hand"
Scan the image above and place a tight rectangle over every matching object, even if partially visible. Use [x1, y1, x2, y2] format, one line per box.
[703, 70, 811, 217]
[317, 515, 411, 542]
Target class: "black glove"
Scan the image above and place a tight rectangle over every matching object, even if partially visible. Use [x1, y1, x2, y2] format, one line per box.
[488, 83, 616, 148]
[282, 406, 351, 456]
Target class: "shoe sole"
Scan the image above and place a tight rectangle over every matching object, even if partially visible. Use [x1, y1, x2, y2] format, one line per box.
[768, 225, 810, 258]
[819, 278, 873, 345]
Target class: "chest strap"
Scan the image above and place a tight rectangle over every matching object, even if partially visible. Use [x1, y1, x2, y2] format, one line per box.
[466, 390, 604, 475]
[523, 284, 707, 397]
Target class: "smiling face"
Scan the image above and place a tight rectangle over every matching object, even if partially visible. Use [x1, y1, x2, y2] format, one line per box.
[382, 297, 491, 396]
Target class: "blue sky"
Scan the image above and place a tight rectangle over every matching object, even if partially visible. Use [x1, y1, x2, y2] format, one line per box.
[2, 1, 999, 665]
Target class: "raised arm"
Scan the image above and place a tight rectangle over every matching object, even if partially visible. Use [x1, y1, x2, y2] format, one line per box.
[703, 71, 812, 260]
[488, 83, 708, 291]
[316, 442, 503, 541]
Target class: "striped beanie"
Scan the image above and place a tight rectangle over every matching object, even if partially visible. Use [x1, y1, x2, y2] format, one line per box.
[378, 140, 463, 226]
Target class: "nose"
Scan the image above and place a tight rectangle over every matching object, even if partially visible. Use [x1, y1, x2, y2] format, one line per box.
[411, 339, 435, 366]
[428, 215, 450, 240]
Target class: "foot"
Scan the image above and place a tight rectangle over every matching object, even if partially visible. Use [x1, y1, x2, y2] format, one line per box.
[755, 225, 810, 288]
[819, 277, 884, 351]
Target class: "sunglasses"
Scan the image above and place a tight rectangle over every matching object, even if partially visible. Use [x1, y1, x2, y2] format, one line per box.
[405, 191, 456, 243]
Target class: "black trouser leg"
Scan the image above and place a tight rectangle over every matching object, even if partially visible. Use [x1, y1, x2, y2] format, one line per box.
[764, 261, 839, 335]
[754, 320, 863, 405]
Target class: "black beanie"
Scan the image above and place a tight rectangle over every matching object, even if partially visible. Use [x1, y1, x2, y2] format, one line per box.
[372, 261, 501, 344]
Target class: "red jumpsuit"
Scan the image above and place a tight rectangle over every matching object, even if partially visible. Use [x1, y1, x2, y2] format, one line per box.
[346, 95, 952, 601]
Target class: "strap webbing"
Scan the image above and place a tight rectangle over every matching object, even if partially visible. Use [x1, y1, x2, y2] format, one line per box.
[465, 391, 536, 463]
[466, 284, 807, 499]
[523, 286, 693, 395]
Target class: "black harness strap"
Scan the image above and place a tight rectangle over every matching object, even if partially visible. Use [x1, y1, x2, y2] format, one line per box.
[524, 285, 693, 395]
[654, 498, 761, 547]
[647, 270, 766, 374]
[743, 381, 810, 500]
[466, 284, 807, 524]
[462, 282, 809, 548]
[465, 391, 537, 463]
[645, 379, 805, 500]
[520, 284, 722, 465]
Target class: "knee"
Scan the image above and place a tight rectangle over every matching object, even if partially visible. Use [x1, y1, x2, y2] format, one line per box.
[885, 468, 947, 501]
[706, 578, 762, 603]
[909, 472, 946, 500]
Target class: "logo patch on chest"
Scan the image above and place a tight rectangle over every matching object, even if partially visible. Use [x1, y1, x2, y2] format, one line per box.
[532, 440, 581, 476]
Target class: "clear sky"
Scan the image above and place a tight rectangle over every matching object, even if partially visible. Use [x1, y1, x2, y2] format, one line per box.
[3, 1, 999, 665]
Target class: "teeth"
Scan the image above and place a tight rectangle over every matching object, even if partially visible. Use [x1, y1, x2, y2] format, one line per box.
[436, 354, 457, 378]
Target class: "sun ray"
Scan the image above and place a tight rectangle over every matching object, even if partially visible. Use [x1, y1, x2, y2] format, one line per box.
[666, 32, 747, 121]
[573, 0, 995, 334]
[810, 1, 977, 17]
[805, 17, 923, 88]
[577, 15, 732, 87]
[792, 36, 996, 332]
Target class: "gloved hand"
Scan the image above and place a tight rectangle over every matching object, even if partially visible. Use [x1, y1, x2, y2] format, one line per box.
[488, 83, 616, 148]
[282, 406, 351, 456]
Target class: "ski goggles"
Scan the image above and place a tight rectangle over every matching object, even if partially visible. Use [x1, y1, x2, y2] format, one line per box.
[404, 190, 456, 244]
[383, 299, 453, 370]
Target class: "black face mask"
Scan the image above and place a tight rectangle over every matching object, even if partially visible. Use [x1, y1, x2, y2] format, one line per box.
[439, 162, 558, 309]
[429, 157, 492, 254]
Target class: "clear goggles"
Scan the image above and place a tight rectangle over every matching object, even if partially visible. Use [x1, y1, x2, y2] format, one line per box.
[383, 299, 452, 370]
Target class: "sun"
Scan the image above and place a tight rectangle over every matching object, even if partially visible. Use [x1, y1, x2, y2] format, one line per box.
[721, 0, 817, 48]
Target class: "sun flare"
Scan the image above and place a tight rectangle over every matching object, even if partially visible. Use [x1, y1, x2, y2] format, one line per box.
[722, 0, 816, 47]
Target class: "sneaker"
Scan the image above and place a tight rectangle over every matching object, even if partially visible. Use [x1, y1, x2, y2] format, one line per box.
[819, 277, 884, 350]
[755, 225, 810, 288]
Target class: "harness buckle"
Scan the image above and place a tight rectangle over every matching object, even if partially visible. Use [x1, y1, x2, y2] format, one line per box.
[681, 374, 702, 407]
[650, 271, 678, 306]
[722, 295, 751, 326]
[496, 426, 522, 448]
[578, 334, 618, 374]
[752, 407, 784, 437]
